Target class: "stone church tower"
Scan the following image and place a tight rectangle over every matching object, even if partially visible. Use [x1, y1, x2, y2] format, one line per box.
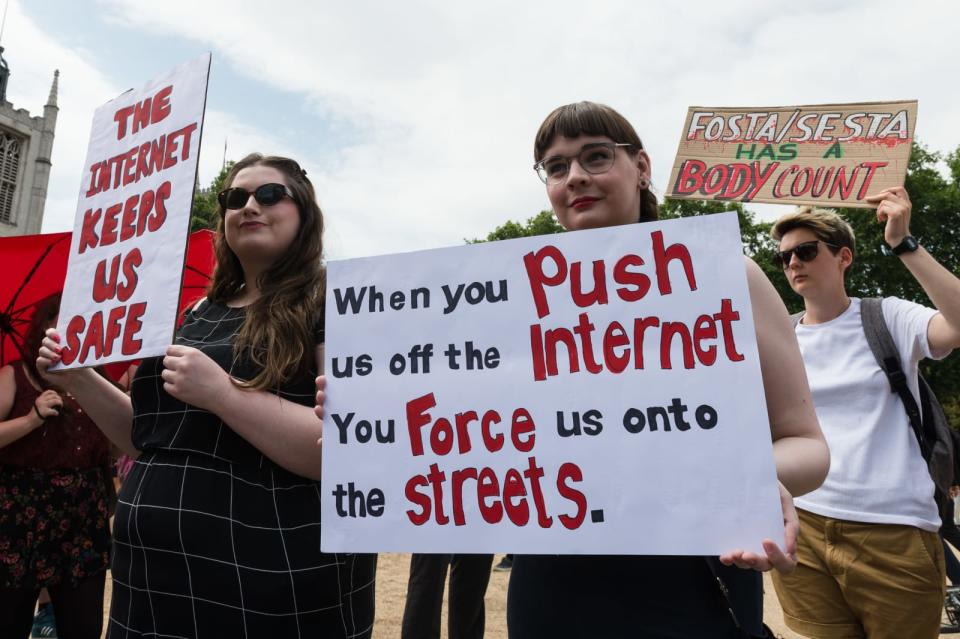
[0, 46, 58, 237]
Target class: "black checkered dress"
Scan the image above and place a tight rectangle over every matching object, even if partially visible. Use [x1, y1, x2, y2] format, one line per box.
[107, 301, 376, 639]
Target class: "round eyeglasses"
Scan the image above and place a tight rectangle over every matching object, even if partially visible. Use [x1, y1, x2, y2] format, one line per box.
[534, 142, 634, 185]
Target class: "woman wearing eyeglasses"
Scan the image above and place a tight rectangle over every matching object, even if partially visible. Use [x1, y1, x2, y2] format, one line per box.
[37, 154, 376, 638]
[505, 102, 829, 638]
[769, 200, 960, 638]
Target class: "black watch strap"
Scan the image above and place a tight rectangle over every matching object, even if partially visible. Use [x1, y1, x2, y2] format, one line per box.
[890, 235, 919, 255]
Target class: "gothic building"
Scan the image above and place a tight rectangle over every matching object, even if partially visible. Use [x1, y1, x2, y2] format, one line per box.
[0, 46, 58, 237]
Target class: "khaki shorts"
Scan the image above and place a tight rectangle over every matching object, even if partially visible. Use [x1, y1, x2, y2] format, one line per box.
[772, 508, 945, 639]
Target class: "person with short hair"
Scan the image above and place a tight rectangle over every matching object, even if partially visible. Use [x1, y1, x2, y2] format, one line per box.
[770, 195, 960, 638]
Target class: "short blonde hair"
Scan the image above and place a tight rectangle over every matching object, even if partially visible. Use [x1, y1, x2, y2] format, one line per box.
[772, 207, 856, 256]
[771, 207, 855, 276]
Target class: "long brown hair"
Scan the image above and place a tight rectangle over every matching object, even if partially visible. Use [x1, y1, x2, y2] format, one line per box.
[22, 293, 61, 391]
[534, 101, 658, 223]
[22, 293, 116, 396]
[208, 153, 324, 390]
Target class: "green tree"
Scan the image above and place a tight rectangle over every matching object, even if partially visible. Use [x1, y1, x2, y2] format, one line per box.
[659, 197, 772, 260]
[835, 143, 960, 422]
[190, 161, 234, 232]
[750, 142, 960, 422]
[467, 210, 564, 243]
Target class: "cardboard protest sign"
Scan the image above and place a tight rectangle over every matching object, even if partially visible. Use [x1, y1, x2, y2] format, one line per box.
[54, 54, 210, 370]
[321, 212, 783, 555]
[667, 101, 916, 208]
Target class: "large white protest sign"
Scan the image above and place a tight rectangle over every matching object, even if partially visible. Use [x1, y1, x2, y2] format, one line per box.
[54, 53, 210, 369]
[322, 212, 783, 555]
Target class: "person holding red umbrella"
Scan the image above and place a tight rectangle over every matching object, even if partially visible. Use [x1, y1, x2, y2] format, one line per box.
[0, 293, 113, 639]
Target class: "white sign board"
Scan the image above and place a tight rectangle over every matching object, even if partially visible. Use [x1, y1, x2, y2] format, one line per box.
[55, 53, 210, 369]
[322, 212, 783, 555]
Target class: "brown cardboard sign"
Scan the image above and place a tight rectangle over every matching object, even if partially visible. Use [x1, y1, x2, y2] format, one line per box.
[666, 101, 917, 208]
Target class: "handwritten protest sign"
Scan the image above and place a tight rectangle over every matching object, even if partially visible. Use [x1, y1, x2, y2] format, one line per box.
[54, 54, 210, 370]
[322, 212, 783, 555]
[667, 101, 916, 208]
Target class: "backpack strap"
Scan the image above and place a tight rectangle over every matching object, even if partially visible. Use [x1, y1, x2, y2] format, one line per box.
[790, 311, 804, 328]
[860, 297, 930, 460]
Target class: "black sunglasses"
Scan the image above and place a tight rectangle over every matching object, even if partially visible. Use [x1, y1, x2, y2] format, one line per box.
[217, 183, 293, 210]
[773, 240, 841, 269]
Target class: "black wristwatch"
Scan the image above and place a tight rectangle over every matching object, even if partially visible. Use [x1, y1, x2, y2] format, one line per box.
[886, 235, 919, 256]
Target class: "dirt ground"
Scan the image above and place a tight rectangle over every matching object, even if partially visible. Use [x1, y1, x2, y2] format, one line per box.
[98, 553, 960, 638]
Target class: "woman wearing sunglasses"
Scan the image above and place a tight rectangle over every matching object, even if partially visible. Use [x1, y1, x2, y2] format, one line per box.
[504, 102, 829, 639]
[37, 154, 376, 638]
[770, 199, 960, 638]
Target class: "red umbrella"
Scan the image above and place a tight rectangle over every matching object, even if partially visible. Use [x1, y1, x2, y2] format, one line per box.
[0, 231, 70, 367]
[0, 229, 216, 370]
[180, 229, 217, 315]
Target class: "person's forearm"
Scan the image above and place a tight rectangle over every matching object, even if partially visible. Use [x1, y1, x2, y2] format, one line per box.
[212, 382, 323, 480]
[773, 435, 830, 497]
[59, 369, 137, 456]
[744, 256, 830, 498]
[900, 247, 960, 331]
[0, 411, 43, 449]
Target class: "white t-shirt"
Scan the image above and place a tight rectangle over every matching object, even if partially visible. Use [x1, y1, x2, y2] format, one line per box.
[794, 297, 942, 531]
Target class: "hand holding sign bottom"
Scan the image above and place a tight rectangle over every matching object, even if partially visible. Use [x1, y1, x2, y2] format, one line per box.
[719, 481, 798, 574]
[38, 330, 87, 389]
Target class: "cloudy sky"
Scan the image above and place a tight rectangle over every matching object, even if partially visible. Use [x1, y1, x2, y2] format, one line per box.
[5, 0, 959, 259]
